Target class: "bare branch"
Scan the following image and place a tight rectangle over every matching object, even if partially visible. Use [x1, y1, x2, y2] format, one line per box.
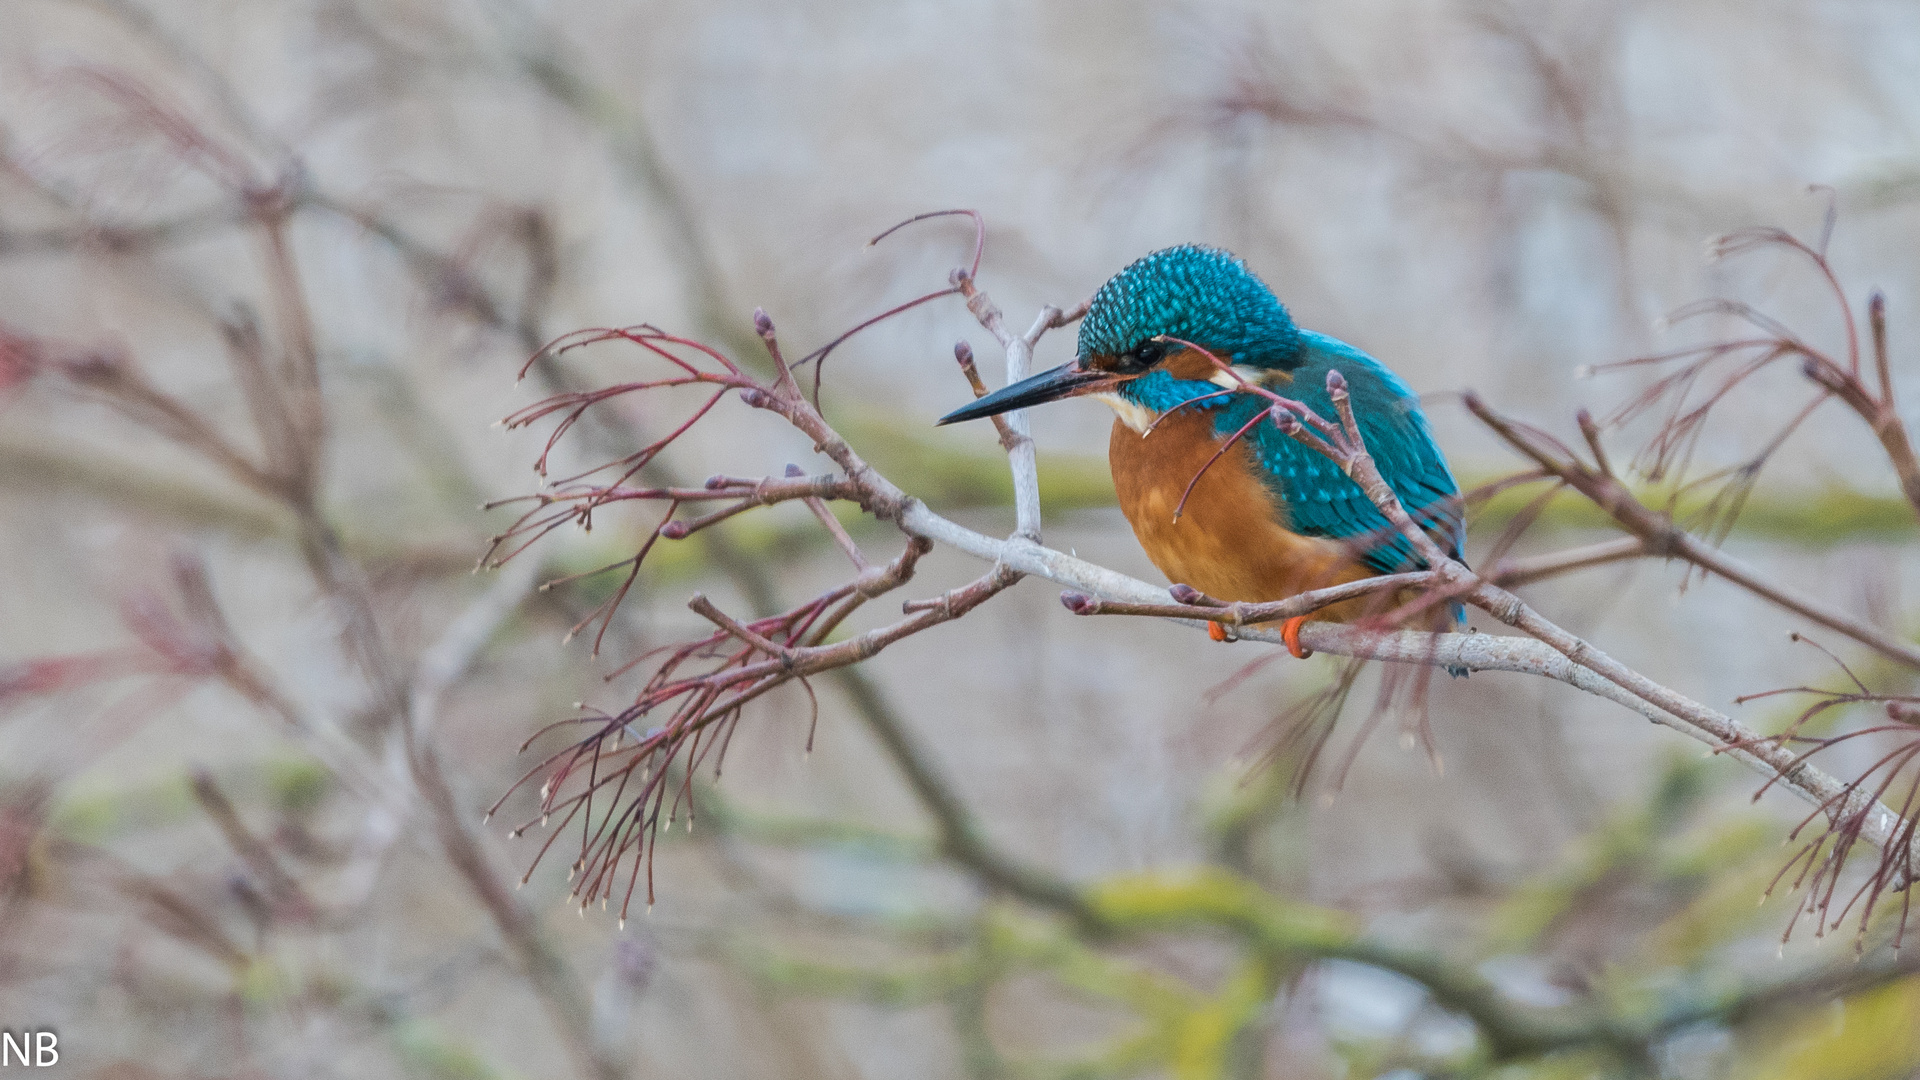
[954, 273, 1043, 540]
[1468, 393, 1920, 670]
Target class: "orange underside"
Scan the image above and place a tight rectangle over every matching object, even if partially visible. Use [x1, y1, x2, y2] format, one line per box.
[1108, 409, 1381, 624]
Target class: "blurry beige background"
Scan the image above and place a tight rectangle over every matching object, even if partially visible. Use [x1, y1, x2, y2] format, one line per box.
[4, 1, 1920, 1078]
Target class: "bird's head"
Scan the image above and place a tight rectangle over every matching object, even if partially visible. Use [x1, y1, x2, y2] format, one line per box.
[937, 244, 1304, 427]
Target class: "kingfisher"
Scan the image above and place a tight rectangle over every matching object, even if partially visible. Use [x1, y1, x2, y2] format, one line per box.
[937, 244, 1464, 658]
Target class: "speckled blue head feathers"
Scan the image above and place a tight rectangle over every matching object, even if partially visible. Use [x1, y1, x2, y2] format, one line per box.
[1077, 245, 1304, 369]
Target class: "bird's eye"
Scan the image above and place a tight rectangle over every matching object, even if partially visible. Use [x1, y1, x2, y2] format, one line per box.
[1118, 342, 1160, 373]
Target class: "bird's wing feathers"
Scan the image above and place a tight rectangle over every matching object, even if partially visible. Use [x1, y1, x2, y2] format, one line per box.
[1242, 331, 1463, 574]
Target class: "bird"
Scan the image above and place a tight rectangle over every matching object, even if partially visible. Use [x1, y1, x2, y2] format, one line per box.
[936, 244, 1464, 661]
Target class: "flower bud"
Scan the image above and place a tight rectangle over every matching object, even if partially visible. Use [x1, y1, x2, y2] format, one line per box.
[1059, 591, 1098, 615]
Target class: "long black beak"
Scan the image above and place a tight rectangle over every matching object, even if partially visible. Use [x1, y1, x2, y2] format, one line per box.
[936, 362, 1116, 426]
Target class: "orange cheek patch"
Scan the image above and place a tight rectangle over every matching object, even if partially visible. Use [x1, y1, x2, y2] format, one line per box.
[1161, 347, 1222, 381]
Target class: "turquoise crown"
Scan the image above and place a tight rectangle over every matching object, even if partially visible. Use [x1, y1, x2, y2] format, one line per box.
[1076, 245, 1304, 369]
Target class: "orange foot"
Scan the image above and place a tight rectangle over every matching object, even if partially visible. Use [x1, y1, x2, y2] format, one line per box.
[1281, 616, 1312, 659]
[1208, 621, 1230, 642]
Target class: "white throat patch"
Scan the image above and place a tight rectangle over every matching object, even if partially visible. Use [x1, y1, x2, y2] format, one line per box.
[1091, 392, 1159, 435]
[1207, 365, 1281, 392]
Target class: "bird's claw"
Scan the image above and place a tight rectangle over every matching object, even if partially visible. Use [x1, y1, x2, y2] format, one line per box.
[1207, 620, 1232, 642]
[1282, 616, 1312, 659]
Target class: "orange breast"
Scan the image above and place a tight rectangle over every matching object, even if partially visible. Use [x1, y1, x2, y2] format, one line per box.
[1108, 409, 1376, 622]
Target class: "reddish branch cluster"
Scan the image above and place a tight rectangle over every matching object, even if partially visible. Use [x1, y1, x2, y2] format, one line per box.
[1733, 655, 1920, 946]
[483, 278, 1035, 919]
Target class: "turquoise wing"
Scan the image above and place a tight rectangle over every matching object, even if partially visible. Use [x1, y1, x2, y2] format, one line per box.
[1236, 331, 1463, 575]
